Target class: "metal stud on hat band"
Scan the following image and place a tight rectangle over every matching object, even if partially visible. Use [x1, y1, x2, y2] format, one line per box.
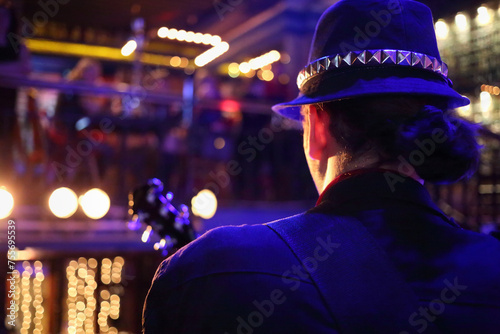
[297, 49, 450, 90]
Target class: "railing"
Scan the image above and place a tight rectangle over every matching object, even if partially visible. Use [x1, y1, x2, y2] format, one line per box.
[2, 75, 499, 233]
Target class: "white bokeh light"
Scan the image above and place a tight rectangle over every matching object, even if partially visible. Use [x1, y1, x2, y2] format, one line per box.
[477, 6, 492, 26]
[191, 189, 217, 220]
[49, 188, 78, 219]
[157, 27, 169, 38]
[79, 188, 110, 220]
[0, 188, 14, 219]
[121, 40, 137, 57]
[455, 13, 469, 31]
[435, 20, 449, 39]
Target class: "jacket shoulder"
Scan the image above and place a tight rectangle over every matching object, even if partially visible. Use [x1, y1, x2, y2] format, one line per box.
[152, 222, 303, 290]
[452, 229, 500, 282]
[143, 219, 338, 334]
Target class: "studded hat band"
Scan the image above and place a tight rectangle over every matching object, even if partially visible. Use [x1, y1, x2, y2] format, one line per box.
[297, 49, 450, 90]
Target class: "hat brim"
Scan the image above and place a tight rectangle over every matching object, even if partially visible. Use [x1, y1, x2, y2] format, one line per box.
[272, 76, 470, 121]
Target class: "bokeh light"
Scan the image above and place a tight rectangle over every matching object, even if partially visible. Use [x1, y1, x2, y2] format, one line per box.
[191, 189, 217, 219]
[477, 6, 491, 25]
[79, 189, 110, 219]
[157, 27, 169, 38]
[195, 42, 230, 67]
[120, 40, 137, 57]
[435, 20, 449, 39]
[455, 13, 469, 31]
[0, 187, 14, 219]
[49, 188, 78, 219]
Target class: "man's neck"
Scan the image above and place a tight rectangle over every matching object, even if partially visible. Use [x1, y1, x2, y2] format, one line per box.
[319, 154, 424, 194]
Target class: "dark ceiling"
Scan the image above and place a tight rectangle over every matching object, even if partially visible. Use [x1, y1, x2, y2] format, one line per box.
[21, 0, 492, 35]
[20, 0, 215, 32]
[20, 0, 274, 33]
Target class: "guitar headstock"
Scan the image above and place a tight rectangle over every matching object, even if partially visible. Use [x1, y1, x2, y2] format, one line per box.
[128, 178, 196, 254]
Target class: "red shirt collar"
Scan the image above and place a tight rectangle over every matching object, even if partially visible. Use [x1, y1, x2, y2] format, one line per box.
[316, 168, 394, 206]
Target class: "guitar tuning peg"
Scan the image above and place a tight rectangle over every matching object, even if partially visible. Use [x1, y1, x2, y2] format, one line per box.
[166, 192, 174, 201]
[154, 237, 175, 252]
[180, 204, 189, 219]
[148, 178, 164, 192]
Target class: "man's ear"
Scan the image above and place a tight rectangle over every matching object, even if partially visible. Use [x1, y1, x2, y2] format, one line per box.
[306, 105, 329, 160]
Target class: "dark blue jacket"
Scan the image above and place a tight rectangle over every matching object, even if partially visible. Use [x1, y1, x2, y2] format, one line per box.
[143, 172, 500, 333]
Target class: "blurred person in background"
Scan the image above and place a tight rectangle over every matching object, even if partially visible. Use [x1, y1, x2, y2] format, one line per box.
[48, 58, 109, 184]
[143, 0, 500, 333]
[54, 57, 106, 121]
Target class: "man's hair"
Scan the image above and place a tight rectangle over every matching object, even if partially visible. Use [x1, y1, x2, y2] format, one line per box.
[318, 96, 481, 184]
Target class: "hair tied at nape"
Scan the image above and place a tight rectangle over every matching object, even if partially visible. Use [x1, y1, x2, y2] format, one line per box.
[420, 105, 445, 116]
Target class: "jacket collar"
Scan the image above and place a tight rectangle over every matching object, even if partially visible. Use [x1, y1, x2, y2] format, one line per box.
[314, 169, 460, 228]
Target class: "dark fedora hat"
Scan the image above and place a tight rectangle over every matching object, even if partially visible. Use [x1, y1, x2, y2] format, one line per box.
[272, 0, 470, 120]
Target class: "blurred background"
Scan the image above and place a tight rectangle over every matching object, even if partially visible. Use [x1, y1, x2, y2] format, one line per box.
[1, 0, 499, 333]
